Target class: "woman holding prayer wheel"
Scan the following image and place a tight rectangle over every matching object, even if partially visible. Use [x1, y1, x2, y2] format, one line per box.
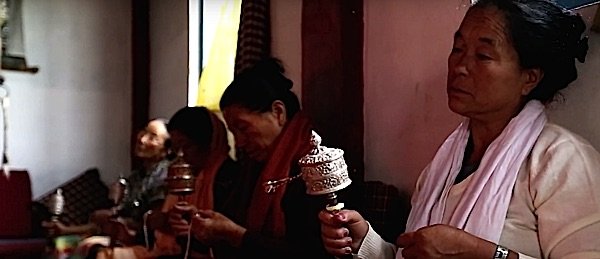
[171, 58, 334, 259]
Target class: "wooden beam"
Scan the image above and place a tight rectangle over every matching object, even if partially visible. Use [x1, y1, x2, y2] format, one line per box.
[592, 6, 600, 32]
[131, 0, 150, 169]
[302, 0, 364, 181]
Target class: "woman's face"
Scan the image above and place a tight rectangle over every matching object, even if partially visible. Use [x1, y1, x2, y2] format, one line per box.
[447, 7, 539, 121]
[169, 130, 208, 169]
[223, 104, 286, 162]
[134, 119, 169, 160]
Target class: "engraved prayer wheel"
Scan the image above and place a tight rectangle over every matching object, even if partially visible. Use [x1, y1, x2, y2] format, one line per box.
[49, 188, 65, 221]
[166, 152, 195, 196]
[299, 131, 351, 212]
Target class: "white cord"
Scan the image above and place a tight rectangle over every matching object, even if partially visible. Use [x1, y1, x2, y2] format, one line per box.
[184, 213, 214, 258]
[143, 211, 151, 249]
[184, 220, 192, 259]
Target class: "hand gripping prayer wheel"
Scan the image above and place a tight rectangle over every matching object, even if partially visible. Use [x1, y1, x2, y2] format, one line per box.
[166, 152, 196, 201]
[299, 131, 352, 212]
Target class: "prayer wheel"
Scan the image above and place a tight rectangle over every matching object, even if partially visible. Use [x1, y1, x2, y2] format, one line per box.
[299, 131, 352, 212]
[166, 152, 196, 197]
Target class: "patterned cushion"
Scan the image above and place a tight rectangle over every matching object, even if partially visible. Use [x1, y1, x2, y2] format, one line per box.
[37, 168, 112, 225]
[358, 181, 411, 242]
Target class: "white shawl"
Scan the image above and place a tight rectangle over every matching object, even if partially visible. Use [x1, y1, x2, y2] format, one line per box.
[402, 100, 546, 254]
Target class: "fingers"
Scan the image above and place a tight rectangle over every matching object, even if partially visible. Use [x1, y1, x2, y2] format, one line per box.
[396, 232, 414, 248]
[168, 204, 196, 220]
[319, 209, 350, 227]
[320, 210, 356, 256]
[172, 203, 197, 213]
[193, 209, 216, 219]
[168, 207, 192, 236]
[323, 242, 353, 257]
[320, 209, 365, 226]
[170, 223, 191, 236]
[321, 226, 353, 256]
[41, 221, 54, 228]
[321, 222, 350, 240]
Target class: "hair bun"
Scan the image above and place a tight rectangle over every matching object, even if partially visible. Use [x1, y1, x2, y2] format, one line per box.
[574, 36, 589, 63]
[251, 58, 293, 90]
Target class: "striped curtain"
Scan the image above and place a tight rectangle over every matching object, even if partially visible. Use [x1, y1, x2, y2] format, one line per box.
[234, 0, 271, 75]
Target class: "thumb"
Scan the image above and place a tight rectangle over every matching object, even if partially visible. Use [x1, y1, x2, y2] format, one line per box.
[41, 221, 53, 227]
[333, 210, 363, 225]
[396, 232, 414, 248]
[194, 209, 216, 219]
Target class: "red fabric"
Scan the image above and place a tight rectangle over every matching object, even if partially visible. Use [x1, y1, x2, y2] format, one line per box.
[246, 113, 312, 237]
[0, 238, 47, 257]
[0, 170, 32, 238]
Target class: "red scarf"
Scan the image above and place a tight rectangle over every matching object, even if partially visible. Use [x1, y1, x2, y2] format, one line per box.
[161, 110, 230, 211]
[246, 112, 312, 237]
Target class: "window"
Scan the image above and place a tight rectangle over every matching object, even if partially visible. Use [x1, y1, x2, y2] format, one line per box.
[188, 0, 241, 110]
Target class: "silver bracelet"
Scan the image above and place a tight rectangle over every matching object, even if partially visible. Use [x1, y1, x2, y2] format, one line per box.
[493, 245, 509, 259]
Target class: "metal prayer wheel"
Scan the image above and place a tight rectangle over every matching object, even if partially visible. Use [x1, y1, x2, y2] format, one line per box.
[49, 188, 65, 221]
[109, 175, 128, 207]
[166, 152, 195, 197]
[299, 131, 351, 212]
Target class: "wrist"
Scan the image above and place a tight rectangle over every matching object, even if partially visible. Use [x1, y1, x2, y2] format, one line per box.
[352, 220, 369, 252]
[226, 225, 247, 248]
[493, 244, 510, 259]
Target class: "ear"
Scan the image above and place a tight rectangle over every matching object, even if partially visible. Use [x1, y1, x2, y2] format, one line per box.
[271, 100, 287, 127]
[521, 68, 544, 96]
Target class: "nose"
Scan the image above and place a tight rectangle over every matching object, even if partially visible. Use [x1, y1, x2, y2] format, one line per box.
[140, 134, 149, 145]
[452, 53, 469, 76]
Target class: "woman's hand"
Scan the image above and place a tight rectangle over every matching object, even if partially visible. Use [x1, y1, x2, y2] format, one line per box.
[397, 224, 494, 259]
[190, 210, 247, 247]
[167, 202, 197, 236]
[41, 220, 68, 236]
[90, 209, 117, 226]
[319, 209, 369, 256]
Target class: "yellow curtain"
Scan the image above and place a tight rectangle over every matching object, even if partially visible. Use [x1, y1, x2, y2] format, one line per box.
[196, 0, 242, 110]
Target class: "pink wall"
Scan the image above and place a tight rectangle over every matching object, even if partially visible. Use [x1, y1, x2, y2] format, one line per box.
[363, 1, 468, 192]
[271, 0, 303, 101]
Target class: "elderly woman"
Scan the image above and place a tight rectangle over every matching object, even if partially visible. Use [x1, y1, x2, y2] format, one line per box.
[107, 106, 240, 259]
[60, 118, 171, 257]
[320, 0, 600, 258]
[174, 59, 332, 258]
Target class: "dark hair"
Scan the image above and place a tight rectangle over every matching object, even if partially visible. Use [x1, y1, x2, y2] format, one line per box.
[167, 106, 213, 148]
[471, 0, 588, 103]
[219, 58, 301, 118]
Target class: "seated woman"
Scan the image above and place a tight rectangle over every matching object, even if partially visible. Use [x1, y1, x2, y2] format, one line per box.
[44, 119, 172, 255]
[169, 58, 333, 258]
[102, 106, 239, 258]
[319, 0, 600, 258]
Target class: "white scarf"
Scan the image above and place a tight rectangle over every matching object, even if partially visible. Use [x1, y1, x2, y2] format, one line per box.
[398, 100, 546, 258]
